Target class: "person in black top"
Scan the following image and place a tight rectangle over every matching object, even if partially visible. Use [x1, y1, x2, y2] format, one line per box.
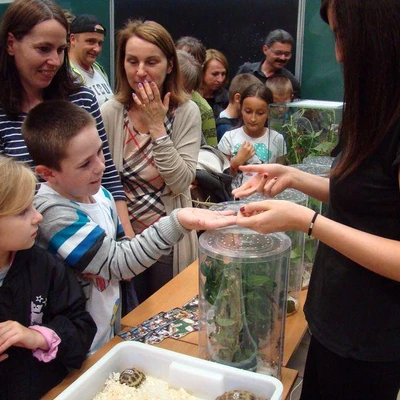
[235, 29, 301, 99]
[233, 1, 400, 398]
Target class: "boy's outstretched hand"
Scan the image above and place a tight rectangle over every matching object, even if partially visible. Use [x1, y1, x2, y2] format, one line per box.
[177, 208, 237, 231]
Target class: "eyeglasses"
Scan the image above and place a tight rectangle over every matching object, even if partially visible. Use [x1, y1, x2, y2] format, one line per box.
[268, 49, 292, 58]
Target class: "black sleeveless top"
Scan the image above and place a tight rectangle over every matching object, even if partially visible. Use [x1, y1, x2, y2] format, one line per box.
[305, 121, 400, 361]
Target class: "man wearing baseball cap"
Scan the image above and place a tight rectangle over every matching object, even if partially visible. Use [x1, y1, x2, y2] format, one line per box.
[69, 14, 113, 106]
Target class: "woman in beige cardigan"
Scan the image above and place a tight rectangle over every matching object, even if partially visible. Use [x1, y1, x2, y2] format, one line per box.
[101, 19, 201, 303]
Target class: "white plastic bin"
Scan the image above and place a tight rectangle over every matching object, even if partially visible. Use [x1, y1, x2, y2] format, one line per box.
[55, 341, 283, 400]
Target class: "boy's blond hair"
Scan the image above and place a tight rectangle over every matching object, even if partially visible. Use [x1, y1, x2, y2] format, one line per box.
[0, 156, 36, 216]
[228, 73, 260, 102]
[177, 49, 202, 92]
[266, 75, 293, 97]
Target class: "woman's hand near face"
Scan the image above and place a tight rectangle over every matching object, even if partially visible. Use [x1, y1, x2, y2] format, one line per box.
[132, 80, 170, 139]
[237, 200, 314, 234]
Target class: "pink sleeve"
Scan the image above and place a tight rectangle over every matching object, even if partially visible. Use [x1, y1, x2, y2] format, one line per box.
[28, 325, 61, 362]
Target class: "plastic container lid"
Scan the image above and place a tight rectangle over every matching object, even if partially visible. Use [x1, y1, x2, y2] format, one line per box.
[209, 200, 248, 214]
[199, 226, 291, 261]
[274, 188, 307, 204]
[237, 187, 308, 204]
[303, 155, 334, 167]
[291, 163, 329, 177]
[281, 99, 343, 109]
[246, 192, 269, 201]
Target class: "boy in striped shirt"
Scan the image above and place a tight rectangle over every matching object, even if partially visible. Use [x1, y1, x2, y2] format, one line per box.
[22, 100, 235, 354]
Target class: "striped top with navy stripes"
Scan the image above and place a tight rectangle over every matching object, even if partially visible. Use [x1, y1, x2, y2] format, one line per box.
[0, 86, 125, 201]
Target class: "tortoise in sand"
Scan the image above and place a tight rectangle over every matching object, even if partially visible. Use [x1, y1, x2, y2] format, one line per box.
[119, 367, 146, 388]
[215, 389, 268, 400]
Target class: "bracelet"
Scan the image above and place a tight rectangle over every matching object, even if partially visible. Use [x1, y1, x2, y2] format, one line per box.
[308, 211, 319, 237]
[152, 135, 169, 145]
[230, 158, 238, 171]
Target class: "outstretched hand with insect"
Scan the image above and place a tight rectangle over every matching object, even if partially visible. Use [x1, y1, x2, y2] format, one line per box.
[177, 208, 237, 231]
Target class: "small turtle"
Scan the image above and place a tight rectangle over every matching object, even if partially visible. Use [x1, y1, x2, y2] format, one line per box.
[119, 367, 146, 388]
[215, 390, 262, 400]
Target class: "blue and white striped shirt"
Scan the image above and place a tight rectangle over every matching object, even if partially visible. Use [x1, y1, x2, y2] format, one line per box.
[0, 86, 125, 201]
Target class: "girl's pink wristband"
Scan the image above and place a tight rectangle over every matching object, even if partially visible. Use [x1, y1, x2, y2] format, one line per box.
[28, 325, 61, 362]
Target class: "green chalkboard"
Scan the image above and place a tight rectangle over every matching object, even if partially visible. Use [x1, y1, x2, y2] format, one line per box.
[301, 0, 344, 101]
[0, 0, 343, 101]
[114, 0, 300, 83]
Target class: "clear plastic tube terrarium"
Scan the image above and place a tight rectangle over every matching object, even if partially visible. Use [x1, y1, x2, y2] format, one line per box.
[291, 163, 329, 288]
[198, 226, 291, 378]
[273, 189, 308, 315]
[241, 192, 306, 315]
[303, 155, 334, 168]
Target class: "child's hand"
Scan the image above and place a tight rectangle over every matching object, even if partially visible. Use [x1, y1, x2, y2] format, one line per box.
[236, 141, 255, 164]
[177, 208, 237, 231]
[0, 321, 49, 357]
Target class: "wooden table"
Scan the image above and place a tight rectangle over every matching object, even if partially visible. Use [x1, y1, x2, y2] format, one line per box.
[43, 261, 308, 400]
[120, 261, 308, 367]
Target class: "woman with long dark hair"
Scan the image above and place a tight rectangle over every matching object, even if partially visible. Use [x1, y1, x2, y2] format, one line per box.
[234, 1, 400, 398]
[0, 0, 132, 235]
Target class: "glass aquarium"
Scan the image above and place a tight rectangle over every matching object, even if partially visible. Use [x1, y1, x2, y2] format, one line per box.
[198, 227, 290, 378]
[269, 99, 343, 165]
[273, 189, 308, 315]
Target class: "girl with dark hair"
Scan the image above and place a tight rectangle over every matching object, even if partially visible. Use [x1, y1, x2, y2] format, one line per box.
[233, 1, 400, 398]
[218, 82, 286, 190]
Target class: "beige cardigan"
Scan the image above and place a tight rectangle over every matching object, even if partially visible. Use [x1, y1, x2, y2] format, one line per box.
[101, 98, 201, 276]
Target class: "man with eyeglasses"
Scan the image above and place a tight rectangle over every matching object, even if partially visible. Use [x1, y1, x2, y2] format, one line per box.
[235, 29, 301, 99]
